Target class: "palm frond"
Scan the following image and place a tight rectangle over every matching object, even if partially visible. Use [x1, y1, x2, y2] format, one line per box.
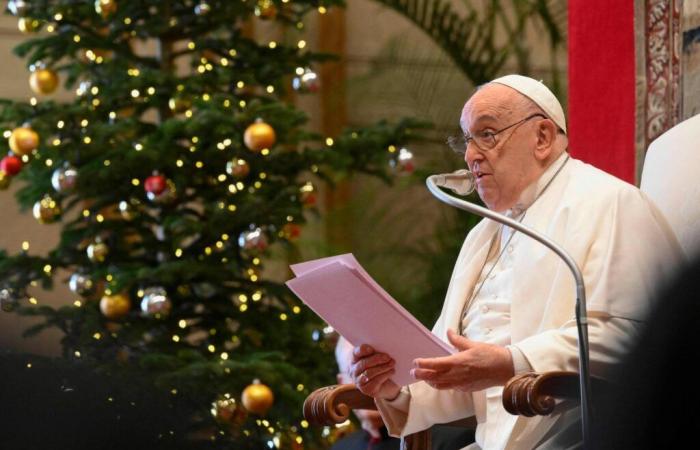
[371, 0, 565, 85]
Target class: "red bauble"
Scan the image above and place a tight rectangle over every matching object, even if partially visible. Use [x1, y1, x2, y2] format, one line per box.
[302, 192, 317, 207]
[144, 174, 167, 195]
[0, 155, 22, 176]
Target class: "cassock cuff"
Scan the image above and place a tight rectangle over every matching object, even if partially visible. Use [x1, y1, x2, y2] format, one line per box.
[507, 345, 533, 375]
[374, 387, 410, 437]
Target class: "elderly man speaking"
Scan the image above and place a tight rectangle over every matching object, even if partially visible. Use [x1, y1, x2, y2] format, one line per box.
[349, 75, 682, 449]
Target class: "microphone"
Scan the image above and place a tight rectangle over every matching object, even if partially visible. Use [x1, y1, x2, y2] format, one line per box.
[432, 169, 476, 196]
[425, 174, 592, 448]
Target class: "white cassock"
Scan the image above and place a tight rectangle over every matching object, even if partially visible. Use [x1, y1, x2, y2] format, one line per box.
[375, 153, 683, 450]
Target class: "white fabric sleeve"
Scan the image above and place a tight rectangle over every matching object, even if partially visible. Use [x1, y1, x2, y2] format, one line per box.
[506, 345, 533, 375]
[376, 381, 475, 438]
[374, 388, 411, 436]
[513, 313, 642, 376]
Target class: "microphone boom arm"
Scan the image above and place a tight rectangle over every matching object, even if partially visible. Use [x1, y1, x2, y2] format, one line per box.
[426, 175, 593, 448]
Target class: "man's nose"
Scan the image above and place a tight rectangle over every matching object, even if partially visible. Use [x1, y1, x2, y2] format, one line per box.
[465, 145, 481, 170]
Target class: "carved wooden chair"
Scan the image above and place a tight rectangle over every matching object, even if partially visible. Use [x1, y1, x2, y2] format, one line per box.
[304, 114, 700, 449]
[303, 372, 586, 450]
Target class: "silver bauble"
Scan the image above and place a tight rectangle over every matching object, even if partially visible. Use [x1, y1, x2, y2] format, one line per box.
[389, 147, 415, 174]
[140, 286, 172, 317]
[76, 80, 91, 97]
[192, 282, 217, 299]
[194, 1, 211, 15]
[51, 164, 78, 193]
[238, 227, 268, 254]
[68, 272, 96, 297]
[0, 287, 19, 312]
[8, 0, 29, 16]
[292, 68, 320, 93]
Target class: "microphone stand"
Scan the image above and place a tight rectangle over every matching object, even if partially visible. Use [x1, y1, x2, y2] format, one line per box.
[426, 175, 593, 449]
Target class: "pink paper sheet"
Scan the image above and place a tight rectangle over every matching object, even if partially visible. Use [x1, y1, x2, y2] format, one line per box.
[287, 254, 454, 386]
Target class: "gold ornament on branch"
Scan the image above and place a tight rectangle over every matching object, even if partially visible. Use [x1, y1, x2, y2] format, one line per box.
[9, 126, 39, 156]
[168, 96, 191, 114]
[95, 0, 117, 18]
[100, 292, 131, 320]
[29, 69, 59, 95]
[241, 380, 274, 415]
[243, 120, 276, 152]
[255, 0, 277, 19]
[18, 17, 40, 33]
[87, 239, 109, 262]
[0, 171, 11, 190]
[32, 194, 61, 224]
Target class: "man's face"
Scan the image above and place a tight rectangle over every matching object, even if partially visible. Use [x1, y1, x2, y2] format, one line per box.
[460, 84, 540, 211]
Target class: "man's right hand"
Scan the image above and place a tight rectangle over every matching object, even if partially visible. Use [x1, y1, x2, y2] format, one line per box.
[350, 344, 401, 400]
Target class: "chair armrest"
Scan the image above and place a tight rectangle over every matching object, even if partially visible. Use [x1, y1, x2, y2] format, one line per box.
[503, 371, 611, 417]
[303, 384, 376, 425]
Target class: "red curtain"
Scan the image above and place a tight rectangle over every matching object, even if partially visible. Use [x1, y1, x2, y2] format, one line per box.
[568, 0, 636, 184]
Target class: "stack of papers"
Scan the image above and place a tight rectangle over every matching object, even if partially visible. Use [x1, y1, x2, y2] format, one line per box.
[286, 254, 454, 386]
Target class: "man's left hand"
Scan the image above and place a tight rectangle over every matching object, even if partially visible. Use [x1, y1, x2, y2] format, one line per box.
[411, 329, 514, 392]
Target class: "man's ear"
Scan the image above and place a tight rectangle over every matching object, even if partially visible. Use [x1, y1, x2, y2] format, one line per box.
[534, 119, 556, 161]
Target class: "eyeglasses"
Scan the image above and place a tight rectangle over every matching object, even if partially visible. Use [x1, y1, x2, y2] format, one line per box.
[447, 113, 546, 154]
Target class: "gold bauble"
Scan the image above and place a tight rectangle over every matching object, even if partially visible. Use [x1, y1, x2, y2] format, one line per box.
[29, 69, 59, 95]
[32, 195, 61, 224]
[9, 126, 40, 156]
[255, 0, 277, 19]
[168, 96, 191, 114]
[0, 171, 10, 190]
[18, 17, 40, 33]
[241, 381, 274, 415]
[87, 241, 109, 262]
[95, 0, 117, 18]
[211, 396, 248, 426]
[243, 120, 276, 152]
[100, 292, 131, 320]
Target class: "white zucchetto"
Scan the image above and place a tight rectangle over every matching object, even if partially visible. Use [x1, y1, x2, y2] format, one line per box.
[490, 74, 567, 134]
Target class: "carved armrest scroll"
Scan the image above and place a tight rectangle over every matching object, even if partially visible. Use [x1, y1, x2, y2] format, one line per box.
[303, 384, 376, 425]
[502, 371, 581, 417]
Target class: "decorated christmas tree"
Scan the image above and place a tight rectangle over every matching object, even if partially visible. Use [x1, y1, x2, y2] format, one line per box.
[0, 0, 422, 447]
